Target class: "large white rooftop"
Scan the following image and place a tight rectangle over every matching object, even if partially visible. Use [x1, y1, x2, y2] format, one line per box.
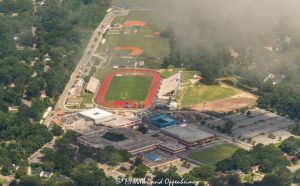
[158, 73, 181, 96]
[79, 108, 113, 120]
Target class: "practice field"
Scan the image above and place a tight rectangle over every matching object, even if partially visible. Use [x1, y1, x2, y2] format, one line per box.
[98, 33, 169, 58]
[104, 76, 152, 101]
[95, 69, 160, 108]
[188, 143, 239, 165]
[181, 85, 237, 105]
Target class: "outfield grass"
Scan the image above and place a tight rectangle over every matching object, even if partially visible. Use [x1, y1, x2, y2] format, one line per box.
[181, 85, 237, 105]
[104, 76, 152, 101]
[188, 143, 239, 165]
[98, 33, 169, 58]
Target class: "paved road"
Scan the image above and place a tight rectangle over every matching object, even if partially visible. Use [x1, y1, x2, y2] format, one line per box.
[55, 8, 129, 113]
[28, 137, 57, 164]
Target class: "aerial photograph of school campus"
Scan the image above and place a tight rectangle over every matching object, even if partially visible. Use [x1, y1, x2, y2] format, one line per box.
[1, 0, 300, 186]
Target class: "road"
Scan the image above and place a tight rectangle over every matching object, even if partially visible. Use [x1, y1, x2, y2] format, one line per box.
[55, 8, 129, 113]
[28, 137, 57, 164]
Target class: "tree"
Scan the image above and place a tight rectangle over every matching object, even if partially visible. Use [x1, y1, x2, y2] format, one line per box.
[222, 120, 235, 134]
[134, 156, 143, 166]
[189, 165, 216, 180]
[108, 152, 122, 166]
[294, 169, 300, 183]
[280, 136, 300, 156]
[26, 79, 42, 99]
[253, 167, 293, 186]
[227, 175, 242, 186]
[70, 161, 113, 186]
[51, 124, 63, 136]
[19, 30, 34, 46]
[16, 176, 42, 186]
[132, 164, 148, 178]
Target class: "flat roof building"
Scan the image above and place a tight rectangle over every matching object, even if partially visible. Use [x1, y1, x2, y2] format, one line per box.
[77, 128, 162, 155]
[150, 114, 177, 128]
[79, 108, 115, 125]
[66, 97, 83, 107]
[159, 141, 186, 155]
[161, 124, 218, 147]
[138, 150, 181, 169]
[101, 115, 142, 128]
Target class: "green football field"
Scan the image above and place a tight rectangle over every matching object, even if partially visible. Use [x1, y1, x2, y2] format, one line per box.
[188, 143, 239, 165]
[103, 76, 153, 101]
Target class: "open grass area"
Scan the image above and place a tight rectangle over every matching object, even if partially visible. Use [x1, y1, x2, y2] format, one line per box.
[159, 69, 199, 82]
[98, 33, 169, 58]
[104, 76, 152, 101]
[94, 67, 115, 82]
[188, 143, 239, 165]
[159, 69, 181, 79]
[81, 92, 94, 105]
[181, 85, 237, 105]
[0, 178, 7, 184]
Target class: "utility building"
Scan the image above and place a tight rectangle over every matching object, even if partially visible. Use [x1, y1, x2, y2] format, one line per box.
[149, 114, 177, 128]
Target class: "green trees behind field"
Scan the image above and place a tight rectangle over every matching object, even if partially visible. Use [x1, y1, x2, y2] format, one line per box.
[0, 0, 111, 176]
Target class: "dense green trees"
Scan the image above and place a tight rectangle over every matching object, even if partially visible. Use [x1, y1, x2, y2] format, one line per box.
[250, 167, 293, 186]
[187, 165, 216, 181]
[280, 136, 300, 156]
[70, 161, 116, 186]
[0, 0, 111, 182]
[221, 120, 236, 134]
[216, 144, 290, 173]
[257, 84, 300, 119]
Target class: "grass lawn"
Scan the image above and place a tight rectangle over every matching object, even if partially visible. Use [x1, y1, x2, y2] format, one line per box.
[97, 33, 169, 58]
[94, 67, 115, 82]
[159, 69, 199, 82]
[188, 143, 239, 165]
[0, 178, 7, 184]
[81, 93, 94, 105]
[103, 76, 152, 101]
[160, 69, 181, 79]
[181, 85, 237, 105]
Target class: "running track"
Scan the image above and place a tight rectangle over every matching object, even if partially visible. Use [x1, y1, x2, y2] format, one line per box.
[95, 69, 161, 108]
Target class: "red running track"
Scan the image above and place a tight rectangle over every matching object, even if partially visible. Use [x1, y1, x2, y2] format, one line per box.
[95, 69, 161, 108]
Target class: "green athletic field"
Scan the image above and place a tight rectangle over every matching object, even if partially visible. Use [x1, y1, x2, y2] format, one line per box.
[188, 143, 239, 165]
[103, 76, 153, 101]
[97, 33, 170, 58]
[181, 85, 237, 105]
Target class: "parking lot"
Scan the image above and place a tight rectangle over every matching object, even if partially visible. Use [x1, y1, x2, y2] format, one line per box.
[209, 108, 297, 145]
